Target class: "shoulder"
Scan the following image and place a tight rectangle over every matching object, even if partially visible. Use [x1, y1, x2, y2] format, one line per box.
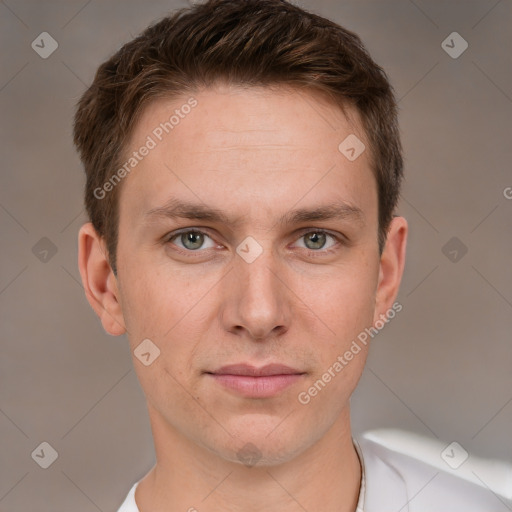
[356, 429, 512, 512]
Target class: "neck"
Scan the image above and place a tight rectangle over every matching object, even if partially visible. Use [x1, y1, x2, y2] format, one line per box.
[136, 405, 361, 512]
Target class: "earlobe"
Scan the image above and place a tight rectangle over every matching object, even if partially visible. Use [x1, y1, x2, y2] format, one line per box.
[374, 216, 408, 323]
[78, 222, 126, 336]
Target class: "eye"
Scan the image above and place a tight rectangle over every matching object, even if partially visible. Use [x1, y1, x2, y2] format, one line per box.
[167, 229, 216, 251]
[165, 228, 342, 256]
[293, 230, 339, 252]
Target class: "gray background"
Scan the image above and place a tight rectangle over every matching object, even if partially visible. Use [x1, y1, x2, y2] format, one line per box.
[1, 0, 511, 510]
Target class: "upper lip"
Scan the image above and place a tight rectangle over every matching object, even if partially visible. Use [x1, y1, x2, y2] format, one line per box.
[208, 363, 304, 377]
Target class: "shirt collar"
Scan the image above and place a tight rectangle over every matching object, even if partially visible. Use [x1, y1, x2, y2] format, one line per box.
[353, 438, 366, 511]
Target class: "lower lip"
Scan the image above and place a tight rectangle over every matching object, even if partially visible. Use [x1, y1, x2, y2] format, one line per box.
[208, 373, 304, 398]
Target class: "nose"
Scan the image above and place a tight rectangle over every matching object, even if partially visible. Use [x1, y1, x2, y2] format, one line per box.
[221, 243, 290, 341]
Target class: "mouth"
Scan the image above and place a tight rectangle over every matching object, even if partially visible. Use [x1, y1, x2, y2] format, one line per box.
[205, 363, 306, 398]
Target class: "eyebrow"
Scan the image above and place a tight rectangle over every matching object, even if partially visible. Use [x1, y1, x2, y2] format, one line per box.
[144, 197, 365, 228]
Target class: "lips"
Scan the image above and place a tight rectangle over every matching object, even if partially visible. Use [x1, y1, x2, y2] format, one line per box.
[206, 363, 305, 398]
[209, 363, 304, 377]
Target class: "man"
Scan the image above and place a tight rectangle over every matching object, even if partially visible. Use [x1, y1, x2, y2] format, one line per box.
[73, 1, 510, 510]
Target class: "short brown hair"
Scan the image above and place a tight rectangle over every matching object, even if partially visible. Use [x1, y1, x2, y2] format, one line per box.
[73, 0, 403, 274]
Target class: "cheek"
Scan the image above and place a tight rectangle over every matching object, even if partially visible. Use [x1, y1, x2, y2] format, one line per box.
[305, 261, 378, 341]
[134, 358, 214, 444]
[296, 281, 373, 417]
[118, 260, 203, 339]
[295, 256, 377, 405]
[118, 265, 217, 394]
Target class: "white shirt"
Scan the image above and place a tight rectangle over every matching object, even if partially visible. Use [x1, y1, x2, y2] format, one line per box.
[117, 429, 512, 511]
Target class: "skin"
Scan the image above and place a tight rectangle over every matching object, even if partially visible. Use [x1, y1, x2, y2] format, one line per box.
[78, 83, 407, 512]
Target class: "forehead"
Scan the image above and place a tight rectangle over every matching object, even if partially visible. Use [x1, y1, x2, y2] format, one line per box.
[119, 84, 376, 225]
[132, 84, 364, 149]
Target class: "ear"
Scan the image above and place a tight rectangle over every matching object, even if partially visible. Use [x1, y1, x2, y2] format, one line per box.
[78, 222, 126, 336]
[374, 216, 408, 323]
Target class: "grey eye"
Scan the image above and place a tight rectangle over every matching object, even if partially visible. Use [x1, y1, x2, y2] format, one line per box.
[180, 231, 206, 250]
[167, 229, 216, 253]
[303, 232, 327, 250]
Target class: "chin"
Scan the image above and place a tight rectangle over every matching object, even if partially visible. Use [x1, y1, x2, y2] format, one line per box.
[218, 439, 302, 468]
[209, 420, 316, 468]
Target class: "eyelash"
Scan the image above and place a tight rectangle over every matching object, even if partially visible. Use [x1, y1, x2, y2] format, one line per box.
[164, 228, 344, 258]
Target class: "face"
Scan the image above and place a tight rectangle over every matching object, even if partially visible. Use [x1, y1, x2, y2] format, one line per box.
[81, 83, 406, 466]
